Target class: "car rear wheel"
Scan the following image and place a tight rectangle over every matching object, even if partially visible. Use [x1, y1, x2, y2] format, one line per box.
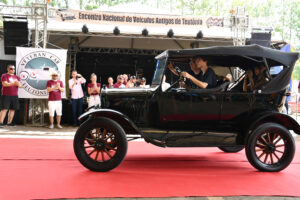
[246, 122, 295, 172]
[218, 146, 244, 153]
[73, 117, 128, 172]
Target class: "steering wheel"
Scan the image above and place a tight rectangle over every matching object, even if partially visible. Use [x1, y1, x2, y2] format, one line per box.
[165, 66, 186, 92]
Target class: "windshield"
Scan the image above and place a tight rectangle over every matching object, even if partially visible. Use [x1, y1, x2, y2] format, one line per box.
[151, 59, 166, 86]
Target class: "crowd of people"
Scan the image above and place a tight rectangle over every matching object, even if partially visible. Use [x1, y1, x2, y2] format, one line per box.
[0, 64, 152, 129]
[106, 74, 149, 89]
[67, 71, 151, 127]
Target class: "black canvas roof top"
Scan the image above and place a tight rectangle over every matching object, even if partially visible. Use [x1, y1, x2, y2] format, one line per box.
[155, 45, 299, 68]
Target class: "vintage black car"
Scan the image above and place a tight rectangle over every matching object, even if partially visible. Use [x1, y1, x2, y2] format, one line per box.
[74, 45, 300, 172]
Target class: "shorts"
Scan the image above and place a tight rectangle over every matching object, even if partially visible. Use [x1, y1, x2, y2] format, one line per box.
[48, 100, 62, 117]
[88, 95, 101, 108]
[0, 95, 19, 110]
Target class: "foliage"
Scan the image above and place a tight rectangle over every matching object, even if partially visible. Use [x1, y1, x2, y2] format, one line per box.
[85, 3, 98, 10]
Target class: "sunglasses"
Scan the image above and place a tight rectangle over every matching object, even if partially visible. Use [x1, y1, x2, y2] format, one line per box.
[52, 75, 58, 77]
[9, 68, 15, 70]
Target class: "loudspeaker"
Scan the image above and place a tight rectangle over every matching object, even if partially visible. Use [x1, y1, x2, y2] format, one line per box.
[249, 32, 271, 47]
[3, 20, 29, 55]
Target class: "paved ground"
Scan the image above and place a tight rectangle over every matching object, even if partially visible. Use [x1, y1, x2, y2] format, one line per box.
[1, 115, 300, 200]
[59, 197, 300, 200]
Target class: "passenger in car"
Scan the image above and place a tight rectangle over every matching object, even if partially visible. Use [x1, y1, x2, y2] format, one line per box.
[243, 65, 269, 92]
[168, 58, 197, 88]
[181, 56, 217, 89]
[217, 73, 233, 88]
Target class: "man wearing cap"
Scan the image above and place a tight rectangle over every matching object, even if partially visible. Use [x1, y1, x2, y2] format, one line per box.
[47, 71, 65, 129]
[0, 65, 22, 127]
[113, 75, 126, 88]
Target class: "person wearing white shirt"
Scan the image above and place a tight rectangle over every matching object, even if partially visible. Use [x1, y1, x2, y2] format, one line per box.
[68, 70, 86, 126]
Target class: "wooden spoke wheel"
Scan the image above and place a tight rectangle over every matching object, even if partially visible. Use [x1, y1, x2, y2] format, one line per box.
[74, 117, 128, 172]
[246, 122, 295, 172]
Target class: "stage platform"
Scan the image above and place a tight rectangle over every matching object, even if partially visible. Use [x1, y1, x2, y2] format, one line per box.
[0, 138, 299, 200]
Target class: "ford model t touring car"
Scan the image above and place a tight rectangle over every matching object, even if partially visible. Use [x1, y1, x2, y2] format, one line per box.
[74, 45, 300, 172]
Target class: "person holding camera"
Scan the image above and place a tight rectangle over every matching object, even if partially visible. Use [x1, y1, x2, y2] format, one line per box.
[69, 70, 86, 126]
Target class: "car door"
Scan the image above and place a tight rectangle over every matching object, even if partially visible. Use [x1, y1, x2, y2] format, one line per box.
[157, 88, 221, 130]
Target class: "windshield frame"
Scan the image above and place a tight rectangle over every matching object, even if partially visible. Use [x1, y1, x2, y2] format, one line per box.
[151, 58, 167, 87]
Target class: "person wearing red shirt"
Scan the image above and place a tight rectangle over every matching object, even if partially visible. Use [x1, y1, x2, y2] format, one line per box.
[107, 77, 114, 88]
[46, 71, 65, 129]
[113, 75, 126, 88]
[123, 74, 128, 85]
[298, 81, 300, 101]
[87, 73, 101, 108]
[0, 65, 22, 127]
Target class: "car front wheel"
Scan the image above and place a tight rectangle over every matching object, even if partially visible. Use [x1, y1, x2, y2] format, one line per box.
[73, 117, 128, 172]
[246, 122, 295, 172]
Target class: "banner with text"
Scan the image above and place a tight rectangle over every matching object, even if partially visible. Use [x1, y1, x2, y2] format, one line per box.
[16, 47, 67, 99]
[56, 9, 223, 28]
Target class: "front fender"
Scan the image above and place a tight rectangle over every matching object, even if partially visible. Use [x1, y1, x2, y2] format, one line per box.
[79, 109, 141, 135]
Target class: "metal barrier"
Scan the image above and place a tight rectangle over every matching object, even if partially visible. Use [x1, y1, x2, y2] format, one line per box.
[287, 92, 299, 122]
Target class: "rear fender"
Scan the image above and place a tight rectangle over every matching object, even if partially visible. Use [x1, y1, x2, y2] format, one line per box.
[79, 109, 140, 135]
[244, 112, 300, 142]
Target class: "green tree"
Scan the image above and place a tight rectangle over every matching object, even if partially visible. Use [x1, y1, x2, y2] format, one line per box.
[0, 0, 8, 4]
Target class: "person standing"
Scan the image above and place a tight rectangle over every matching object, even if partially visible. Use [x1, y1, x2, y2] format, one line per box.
[69, 70, 86, 126]
[126, 76, 137, 88]
[123, 74, 128, 85]
[0, 65, 22, 127]
[139, 77, 148, 88]
[107, 77, 114, 88]
[298, 81, 300, 101]
[113, 75, 126, 88]
[87, 73, 101, 108]
[47, 71, 65, 129]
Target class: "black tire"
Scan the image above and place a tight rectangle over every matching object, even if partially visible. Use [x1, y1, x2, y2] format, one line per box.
[218, 146, 244, 153]
[73, 117, 128, 172]
[246, 122, 295, 172]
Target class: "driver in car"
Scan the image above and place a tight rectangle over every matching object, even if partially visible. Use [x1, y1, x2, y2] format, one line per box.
[168, 56, 217, 89]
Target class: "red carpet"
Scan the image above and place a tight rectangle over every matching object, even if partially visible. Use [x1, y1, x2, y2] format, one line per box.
[0, 138, 300, 200]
